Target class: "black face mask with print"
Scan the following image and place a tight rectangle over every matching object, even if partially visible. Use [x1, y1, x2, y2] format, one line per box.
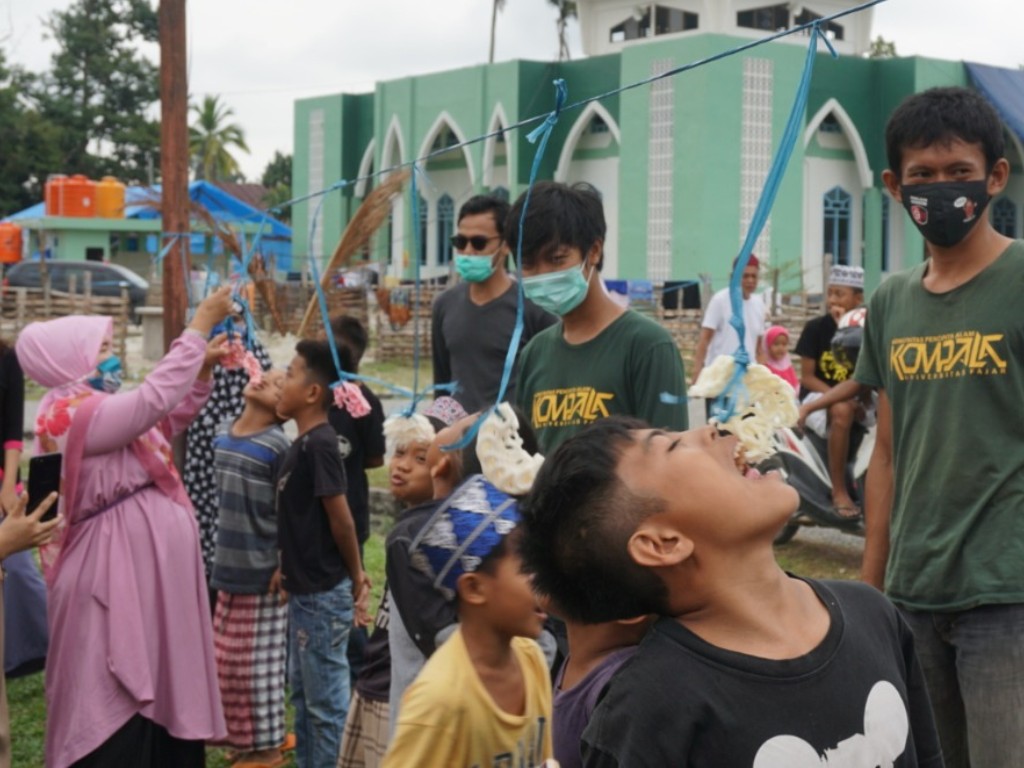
[900, 180, 991, 248]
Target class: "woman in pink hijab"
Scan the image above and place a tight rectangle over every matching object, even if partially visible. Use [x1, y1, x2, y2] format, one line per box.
[16, 287, 235, 768]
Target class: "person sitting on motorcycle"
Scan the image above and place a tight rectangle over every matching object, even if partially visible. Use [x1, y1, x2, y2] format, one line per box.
[794, 265, 865, 519]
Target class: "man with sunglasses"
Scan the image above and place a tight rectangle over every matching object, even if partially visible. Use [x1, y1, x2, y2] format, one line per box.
[431, 195, 556, 412]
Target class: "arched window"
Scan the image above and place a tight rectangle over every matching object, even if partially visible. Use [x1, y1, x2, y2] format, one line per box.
[437, 194, 455, 266]
[993, 197, 1017, 238]
[418, 196, 429, 265]
[823, 186, 852, 265]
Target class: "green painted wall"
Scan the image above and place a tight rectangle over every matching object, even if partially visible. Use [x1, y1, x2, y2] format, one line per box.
[617, 33, 807, 288]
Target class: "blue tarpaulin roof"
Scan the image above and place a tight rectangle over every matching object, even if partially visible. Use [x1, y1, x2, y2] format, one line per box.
[4, 180, 292, 268]
[966, 62, 1024, 146]
[4, 181, 290, 239]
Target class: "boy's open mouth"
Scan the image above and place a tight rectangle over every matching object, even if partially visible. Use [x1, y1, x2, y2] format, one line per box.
[732, 442, 765, 479]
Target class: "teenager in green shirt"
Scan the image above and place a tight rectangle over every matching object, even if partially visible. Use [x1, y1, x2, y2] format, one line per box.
[856, 86, 1024, 768]
[509, 182, 687, 454]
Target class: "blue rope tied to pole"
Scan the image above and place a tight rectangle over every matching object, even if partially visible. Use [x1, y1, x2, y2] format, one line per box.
[711, 23, 836, 423]
[444, 78, 568, 451]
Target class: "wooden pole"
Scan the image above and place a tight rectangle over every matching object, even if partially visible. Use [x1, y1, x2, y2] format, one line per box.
[159, 0, 189, 351]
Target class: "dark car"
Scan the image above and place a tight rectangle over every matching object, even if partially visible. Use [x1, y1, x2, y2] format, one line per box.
[3, 260, 150, 320]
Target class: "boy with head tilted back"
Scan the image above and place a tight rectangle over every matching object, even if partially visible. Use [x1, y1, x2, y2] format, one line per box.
[520, 418, 942, 766]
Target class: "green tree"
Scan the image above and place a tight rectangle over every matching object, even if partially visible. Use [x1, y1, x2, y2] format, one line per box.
[261, 151, 291, 189]
[549, 0, 577, 61]
[261, 151, 292, 223]
[868, 35, 897, 59]
[0, 52, 61, 216]
[189, 94, 250, 182]
[35, 0, 160, 181]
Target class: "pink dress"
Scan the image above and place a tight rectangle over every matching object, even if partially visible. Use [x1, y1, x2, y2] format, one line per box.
[42, 334, 227, 767]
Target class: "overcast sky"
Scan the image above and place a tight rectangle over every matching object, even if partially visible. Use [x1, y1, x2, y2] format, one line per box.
[1, 0, 1020, 182]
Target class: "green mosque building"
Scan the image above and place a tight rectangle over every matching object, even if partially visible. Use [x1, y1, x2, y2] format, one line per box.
[292, 0, 1024, 295]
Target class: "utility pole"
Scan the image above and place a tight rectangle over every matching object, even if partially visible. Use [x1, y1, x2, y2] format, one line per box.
[159, 0, 189, 351]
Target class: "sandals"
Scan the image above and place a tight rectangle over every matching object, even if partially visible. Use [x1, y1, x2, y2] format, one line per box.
[831, 504, 862, 521]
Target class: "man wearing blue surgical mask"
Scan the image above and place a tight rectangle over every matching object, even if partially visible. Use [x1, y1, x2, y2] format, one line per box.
[511, 182, 687, 453]
[432, 195, 555, 412]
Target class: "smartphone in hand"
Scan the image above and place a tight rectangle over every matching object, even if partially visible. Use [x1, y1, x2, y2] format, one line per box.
[27, 453, 62, 522]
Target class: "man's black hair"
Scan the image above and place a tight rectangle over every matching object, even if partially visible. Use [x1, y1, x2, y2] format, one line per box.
[520, 417, 669, 623]
[295, 339, 336, 410]
[505, 181, 607, 270]
[329, 314, 367, 372]
[458, 195, 512, 238]
[886, 87, 1005, 177]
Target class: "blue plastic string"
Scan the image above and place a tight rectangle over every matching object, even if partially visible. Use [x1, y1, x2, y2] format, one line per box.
[187, 0, 880, 423]
[711, 23, 835, 423]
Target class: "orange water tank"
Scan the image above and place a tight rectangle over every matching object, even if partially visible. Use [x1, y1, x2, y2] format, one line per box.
[44, 174, 67, 216]
[58, 175, 97, 217]
[0, 222, 23, 264]
[96, 176, 126, 218]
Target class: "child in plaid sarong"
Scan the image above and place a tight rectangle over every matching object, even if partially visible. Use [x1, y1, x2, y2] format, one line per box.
[211, 369, 292, 767]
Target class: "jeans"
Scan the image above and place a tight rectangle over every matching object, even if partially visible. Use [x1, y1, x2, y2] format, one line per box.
[288, 578, 354, 768]
[899, 603, 1024, 768]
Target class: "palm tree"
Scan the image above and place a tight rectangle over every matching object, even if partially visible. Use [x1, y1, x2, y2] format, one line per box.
[489, 0, 506, 64]
[188, 95, 250, 181]
[548, 0, 577, 61]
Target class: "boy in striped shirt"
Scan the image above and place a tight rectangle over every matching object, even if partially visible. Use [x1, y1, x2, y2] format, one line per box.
[210, 368, 293, 766]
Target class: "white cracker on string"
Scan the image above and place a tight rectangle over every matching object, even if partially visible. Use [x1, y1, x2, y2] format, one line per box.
[476, 403, 545, 496]
[689, 355, 798, 462]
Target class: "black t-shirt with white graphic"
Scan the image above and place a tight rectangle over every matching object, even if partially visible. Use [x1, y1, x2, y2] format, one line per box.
[276, 422, 348, 595]
[581, 579, 942, 768]
[795, 313, 849, 398]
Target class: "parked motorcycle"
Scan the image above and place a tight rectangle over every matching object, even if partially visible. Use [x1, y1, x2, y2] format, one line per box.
[766, 306, 871, 544]
[763, 421, 872, 544]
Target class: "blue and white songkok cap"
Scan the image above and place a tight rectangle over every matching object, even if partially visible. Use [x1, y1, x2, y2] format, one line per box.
[409, 475, 520, 601]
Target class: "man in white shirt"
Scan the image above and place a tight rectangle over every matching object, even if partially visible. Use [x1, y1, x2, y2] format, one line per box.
[691, 255, 766, 385]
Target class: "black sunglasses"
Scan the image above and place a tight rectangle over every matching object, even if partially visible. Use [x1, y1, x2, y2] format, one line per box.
[450, 234, 501, 251]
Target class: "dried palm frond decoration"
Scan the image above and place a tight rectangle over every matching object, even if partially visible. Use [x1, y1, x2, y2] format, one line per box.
[296, 169, 409, 338]
[141, 190, 288, 334]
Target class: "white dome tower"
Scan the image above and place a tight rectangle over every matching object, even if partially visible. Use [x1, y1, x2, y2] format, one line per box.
[576, 0, 875, 58]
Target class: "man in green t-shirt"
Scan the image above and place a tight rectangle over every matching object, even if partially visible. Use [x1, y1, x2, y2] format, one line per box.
[508, 181, 687, 454]
[855, 86, 1024, 767]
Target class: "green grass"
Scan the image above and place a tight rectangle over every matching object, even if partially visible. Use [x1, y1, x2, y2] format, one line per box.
[774, 537, 862, 580]
[8, 533, 388, 768]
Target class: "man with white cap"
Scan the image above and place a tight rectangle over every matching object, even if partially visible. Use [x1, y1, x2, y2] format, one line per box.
[795, 264, 866, 518]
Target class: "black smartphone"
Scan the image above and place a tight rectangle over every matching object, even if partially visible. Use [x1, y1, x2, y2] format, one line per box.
[27, 453, 62, 522]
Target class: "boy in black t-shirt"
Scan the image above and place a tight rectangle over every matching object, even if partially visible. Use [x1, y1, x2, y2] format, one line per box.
[520, 418, 942, 767]
[794, 264, 865, 518]
[276, 340, 371, 768]
[326, 314, 386, 687]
